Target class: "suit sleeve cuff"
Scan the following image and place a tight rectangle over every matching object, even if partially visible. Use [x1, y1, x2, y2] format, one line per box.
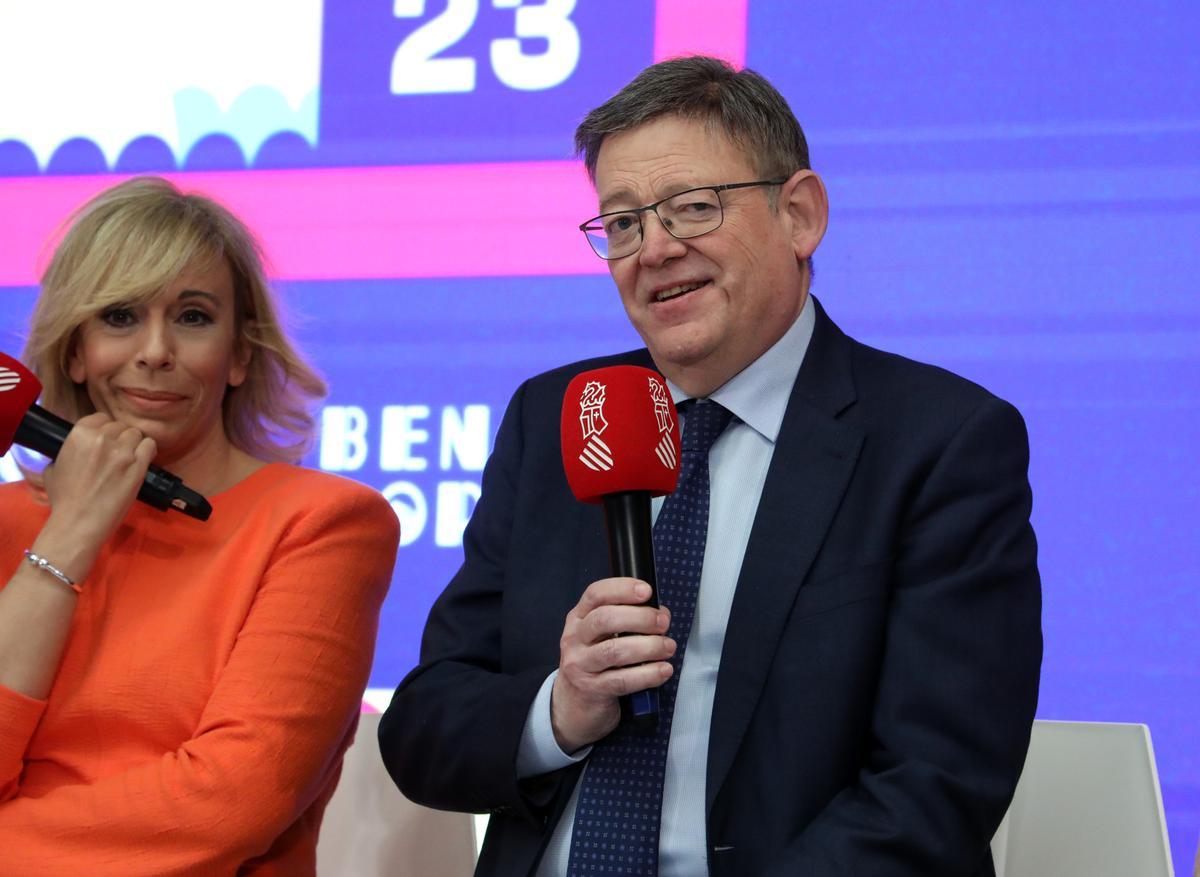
[516, 670, 591, 778]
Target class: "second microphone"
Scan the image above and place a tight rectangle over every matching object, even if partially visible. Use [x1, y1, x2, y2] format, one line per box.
[560, 364, 681, 726]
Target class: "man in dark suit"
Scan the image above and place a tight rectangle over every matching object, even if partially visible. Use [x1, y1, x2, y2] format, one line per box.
[380, 56, 1041, 876]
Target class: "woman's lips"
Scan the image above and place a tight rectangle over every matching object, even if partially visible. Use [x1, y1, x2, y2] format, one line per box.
[119, 387, 187, 410]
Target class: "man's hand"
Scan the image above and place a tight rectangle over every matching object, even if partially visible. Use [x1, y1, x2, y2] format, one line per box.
[551, 577, 675, 753]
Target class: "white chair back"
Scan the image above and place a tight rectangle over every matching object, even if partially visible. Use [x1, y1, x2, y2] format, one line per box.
[992, 720, 1174, 877]
[317, 712, 478, 877]
[321, 715, 1179, 876]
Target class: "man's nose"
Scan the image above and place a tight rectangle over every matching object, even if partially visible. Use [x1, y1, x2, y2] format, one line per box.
[638, 211, 687, 267]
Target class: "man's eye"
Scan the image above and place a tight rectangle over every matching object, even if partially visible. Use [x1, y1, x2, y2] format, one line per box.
[679, 200, 716, 214]
[605, 215, 636, 235]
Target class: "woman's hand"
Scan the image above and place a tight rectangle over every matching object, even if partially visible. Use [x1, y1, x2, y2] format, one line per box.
[36, 413, 157, 582]
[0, 414, 154, 700]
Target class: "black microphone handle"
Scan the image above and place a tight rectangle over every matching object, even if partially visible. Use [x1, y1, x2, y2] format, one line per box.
[602, 490, 661, 728]
[12, 404, 212, 521]
[11, 403, 69, 460]
[601, 491, 659, 607]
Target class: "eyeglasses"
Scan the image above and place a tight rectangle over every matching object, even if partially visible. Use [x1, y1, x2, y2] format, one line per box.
[579, 179, 788, 260]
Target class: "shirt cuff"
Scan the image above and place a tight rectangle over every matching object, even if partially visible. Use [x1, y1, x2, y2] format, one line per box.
[0, 683, 48, 794]
[515, 670, 591, 779]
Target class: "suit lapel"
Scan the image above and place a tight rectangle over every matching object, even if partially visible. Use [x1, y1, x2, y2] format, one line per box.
[705, 301, 865, 811]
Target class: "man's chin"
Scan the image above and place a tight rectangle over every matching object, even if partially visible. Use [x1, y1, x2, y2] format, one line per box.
[647, 325, 717, 364]
[647, 342, 724, 391]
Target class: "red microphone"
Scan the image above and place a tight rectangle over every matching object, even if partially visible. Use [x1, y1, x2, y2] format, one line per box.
[561, 365, 681, 724]
[0, 352, 212, 521]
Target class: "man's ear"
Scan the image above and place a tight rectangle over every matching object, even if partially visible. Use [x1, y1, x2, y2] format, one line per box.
[782, 169, 829, 261]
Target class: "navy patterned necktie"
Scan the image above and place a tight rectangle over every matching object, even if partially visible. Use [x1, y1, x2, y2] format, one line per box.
[567, 399, 734, 876]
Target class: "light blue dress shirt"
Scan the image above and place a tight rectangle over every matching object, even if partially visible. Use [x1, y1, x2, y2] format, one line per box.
[516, 296, 816, 877]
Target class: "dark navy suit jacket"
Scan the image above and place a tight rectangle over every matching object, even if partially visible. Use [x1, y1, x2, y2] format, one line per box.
[380, 299, 1042, 876]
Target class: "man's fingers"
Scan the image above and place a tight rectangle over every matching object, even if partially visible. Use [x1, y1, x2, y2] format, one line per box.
[553, 582, 677, 751]
[583, 604, 668, 642]
[576, 633, 676, 675]
[574, 577, 653, 617]
[595, 661, 674, 697]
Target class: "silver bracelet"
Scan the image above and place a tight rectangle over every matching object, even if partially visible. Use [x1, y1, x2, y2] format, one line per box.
[23, 549, 81, 594]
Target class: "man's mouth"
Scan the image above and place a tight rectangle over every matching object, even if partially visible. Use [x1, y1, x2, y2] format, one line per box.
[655, 280, 710, 303]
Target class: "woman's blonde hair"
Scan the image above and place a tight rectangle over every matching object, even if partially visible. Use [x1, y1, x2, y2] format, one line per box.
[23, 176, 326, 463]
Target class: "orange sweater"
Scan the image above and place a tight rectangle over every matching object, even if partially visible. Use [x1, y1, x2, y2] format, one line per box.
[0, 464, 399, 876]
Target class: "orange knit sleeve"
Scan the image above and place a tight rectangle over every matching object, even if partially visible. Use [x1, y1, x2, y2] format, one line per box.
[0, 484, 399, 876]
[0, 487, 50, 801]
[0, 684, 45, 801]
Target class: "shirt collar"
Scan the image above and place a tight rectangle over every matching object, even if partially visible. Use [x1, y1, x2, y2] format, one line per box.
[665, 293, 815, 444]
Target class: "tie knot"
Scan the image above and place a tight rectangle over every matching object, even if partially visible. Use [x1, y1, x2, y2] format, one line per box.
[679, 399, 734, 454]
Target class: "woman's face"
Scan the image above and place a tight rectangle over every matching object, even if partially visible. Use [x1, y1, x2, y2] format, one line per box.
[68, 259, 249, 466]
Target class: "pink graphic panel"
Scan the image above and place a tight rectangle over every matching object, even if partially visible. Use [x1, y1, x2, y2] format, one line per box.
[0, 1, 750, 287]
[0, 163, 607, 286]
[654, 0, 748, 66]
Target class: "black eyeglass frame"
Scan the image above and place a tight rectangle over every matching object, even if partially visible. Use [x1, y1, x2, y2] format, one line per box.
[578, 178, 790, 260]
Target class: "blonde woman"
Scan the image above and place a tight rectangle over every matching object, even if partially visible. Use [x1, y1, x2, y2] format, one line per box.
[0, 177, 399, 875]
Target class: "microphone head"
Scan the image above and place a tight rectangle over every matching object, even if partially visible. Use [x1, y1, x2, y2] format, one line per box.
[0, 352, 42, 456]
[561, 365, 681, 504]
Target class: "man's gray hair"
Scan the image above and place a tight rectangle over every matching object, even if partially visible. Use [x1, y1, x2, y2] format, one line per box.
[574, 55, 811, 182]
